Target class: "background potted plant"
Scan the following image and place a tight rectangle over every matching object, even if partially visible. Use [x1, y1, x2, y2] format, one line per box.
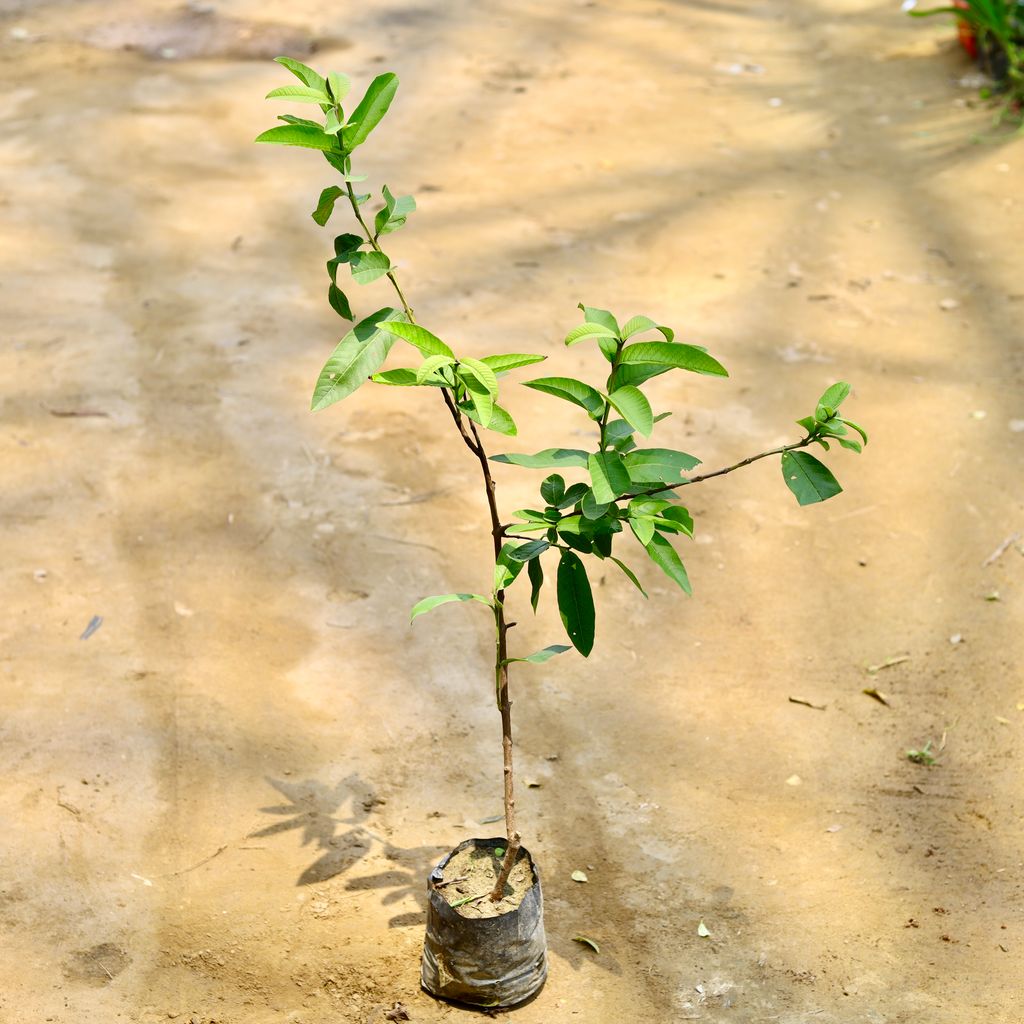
[255, 57, 866, 1009]
[906, 0, 1024, 122]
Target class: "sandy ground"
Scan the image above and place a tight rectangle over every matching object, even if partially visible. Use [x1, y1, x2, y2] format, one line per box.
[2, 1, 1023, 1021]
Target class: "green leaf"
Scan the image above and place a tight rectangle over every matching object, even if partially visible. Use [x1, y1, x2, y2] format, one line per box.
[817, 381, 851, 412]
[565, 322, 617, 346]
[375, 183, 416, 236]
[644, 533, 692, 594]
[522, 377, 605, 418]
[577, 304, 619, 335]
[491, 449, 590, 469]
[781, 450, 843, 506]
[481, 353, 547, 373]
[370, 368, 419, 386]
[623, 448, 701, 485]
[540, 474, 565, 506]
[605, 419, 636, 445]
[255, 124, 338, 152]
[379, 322, 455, 359]
[458, 356, 499, 397]
[611, 556, 648, 598]
[528, 555, 544, 612]
[410, 592, 490, 622]
[619, 342, 728, 377]
[841, 418, 868, 445]
[333, 233, 363, 259]
[588, 452, 631, 504]
[506, 644, 571, 665]
[274, 56, 327, 94]
[557, 551, 595, 657]
[415, 354, 455, 384]
[629, 515, 656, 546]
[350, 251, 391, 285]
[458, 361, 496, 428]
[311, 307, 406, 411]
[461, 400, 517, 436]
[323, 108, 343, 135]
[312, 186, 345, 226]
[326, 233, 363, 283]
[560, 531, 593, 553]
[557, 482, 589, 509]
[580, 488, 610, 520]
[621, 315, 674, 342]
[278, 114, 322, 128]
[265, 84, 332, 104]
[606, 386, 654, 438]
[837, 437, 862, 453]
[327, 71, 351, 104]
[508, 539, 550, 562]
[341, 73, 399, 150]
[655, 505, 694, 537]
[328, 283, 353, 320]
[494, 543, 526, 591]
[514, 509, 554, 525]
[609, 363, 672, 390]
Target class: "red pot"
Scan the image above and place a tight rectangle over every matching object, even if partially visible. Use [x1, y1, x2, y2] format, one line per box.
[953, 0, 979, 59]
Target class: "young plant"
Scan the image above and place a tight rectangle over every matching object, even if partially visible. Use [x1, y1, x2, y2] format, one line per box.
[256, 58, 867, 901]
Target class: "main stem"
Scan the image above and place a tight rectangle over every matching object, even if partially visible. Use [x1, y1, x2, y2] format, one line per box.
[343, 178, 520, 898]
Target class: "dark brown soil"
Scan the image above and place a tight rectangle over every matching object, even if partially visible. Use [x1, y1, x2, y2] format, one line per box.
[437, 843, 534, 919]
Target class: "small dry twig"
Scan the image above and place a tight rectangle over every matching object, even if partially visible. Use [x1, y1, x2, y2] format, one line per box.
[788, 697, 826, 711]
[433, 874, 468, 889]
[56, 787, 82, 816]
[982, 532, 1022, 567]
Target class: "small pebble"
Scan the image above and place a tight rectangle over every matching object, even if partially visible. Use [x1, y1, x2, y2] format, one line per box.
[785, 774, 802, 786]
[938, 297, 960, 311]
[33, 568, 48, 581]
[949, 633, 963, 645]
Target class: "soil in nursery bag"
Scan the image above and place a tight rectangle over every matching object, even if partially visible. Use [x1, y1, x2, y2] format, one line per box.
[421, 838, 547, 1008]
[438, 842, 534, 918]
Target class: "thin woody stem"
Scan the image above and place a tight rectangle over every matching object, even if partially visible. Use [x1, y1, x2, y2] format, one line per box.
[624, 435, 816, 500]
[344, 173, 519, 875]
[489, 831, 521, 902]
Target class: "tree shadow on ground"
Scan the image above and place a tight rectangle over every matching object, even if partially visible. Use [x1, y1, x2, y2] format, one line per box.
[251, 775, 447, 925]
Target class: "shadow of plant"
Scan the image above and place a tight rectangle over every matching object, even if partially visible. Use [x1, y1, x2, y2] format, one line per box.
[251, 774, 385, 885]
[252, 776, 449, 926]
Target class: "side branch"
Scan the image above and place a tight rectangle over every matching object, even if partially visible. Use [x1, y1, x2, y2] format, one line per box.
[627, 435, 815, 500]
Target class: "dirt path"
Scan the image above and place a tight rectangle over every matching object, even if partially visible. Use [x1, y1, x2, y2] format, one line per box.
[1, 1, 1022, 1022]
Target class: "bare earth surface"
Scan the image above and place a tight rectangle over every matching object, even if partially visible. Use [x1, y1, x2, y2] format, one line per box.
[1, 1, 1022, 1022]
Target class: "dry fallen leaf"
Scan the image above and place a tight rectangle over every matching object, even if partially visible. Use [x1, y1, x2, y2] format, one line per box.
[866, 655, 909, 674]
[697, 920, 711, 938]
[573, 934, 600, 953]
[862, 688, 891, 707]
